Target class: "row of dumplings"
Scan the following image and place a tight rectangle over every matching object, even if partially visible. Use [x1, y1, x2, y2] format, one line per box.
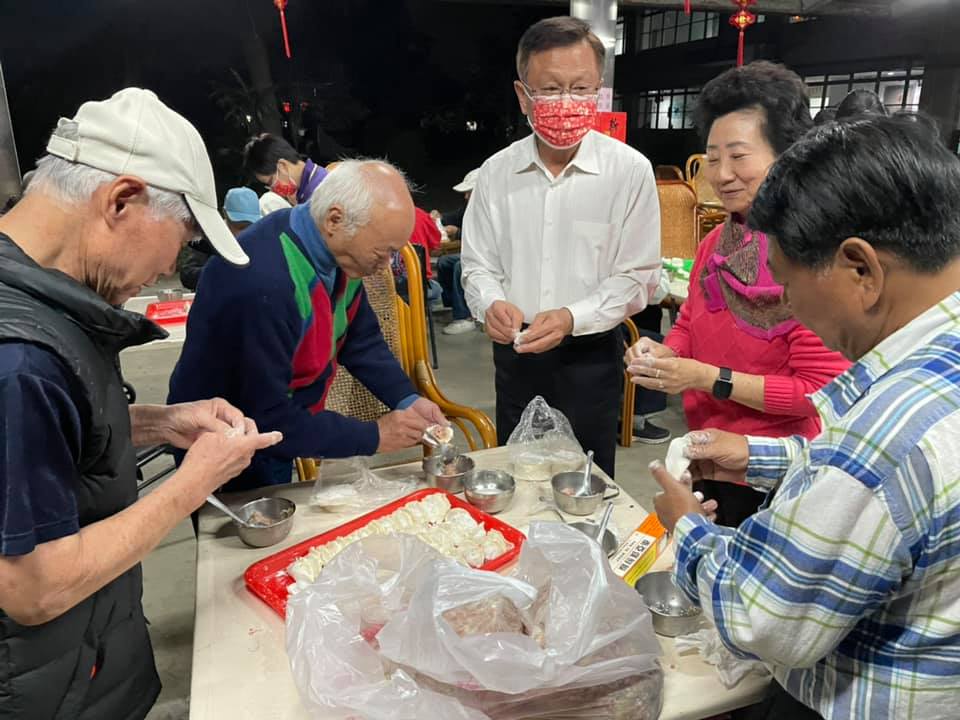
[287, 494, 514, 587]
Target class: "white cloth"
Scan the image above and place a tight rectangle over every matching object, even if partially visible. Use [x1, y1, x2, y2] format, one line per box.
[461, 131, 661, 336]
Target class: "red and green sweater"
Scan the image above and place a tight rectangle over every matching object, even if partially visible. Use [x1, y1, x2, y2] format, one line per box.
[168, 205, 418, 490]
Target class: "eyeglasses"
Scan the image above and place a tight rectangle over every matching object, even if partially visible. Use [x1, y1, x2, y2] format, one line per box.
[522, 82, 601, 101]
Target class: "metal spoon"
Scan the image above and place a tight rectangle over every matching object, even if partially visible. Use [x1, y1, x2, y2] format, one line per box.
[595, 500, 614, 546]
[206, 495, 254, 527]
[578, 450, 595, 496]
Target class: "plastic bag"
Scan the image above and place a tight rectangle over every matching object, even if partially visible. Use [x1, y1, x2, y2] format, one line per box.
[309, 456, 419, 512]
[675, 628, 770, 689]
[506, 396, 585, 482]
[286, 522, 663, 720]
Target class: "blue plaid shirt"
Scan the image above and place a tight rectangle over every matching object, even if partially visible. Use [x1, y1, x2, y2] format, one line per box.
[673, 291, 960, 719]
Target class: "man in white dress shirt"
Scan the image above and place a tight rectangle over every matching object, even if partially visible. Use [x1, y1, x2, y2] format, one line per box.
[461, 16, 661, 477]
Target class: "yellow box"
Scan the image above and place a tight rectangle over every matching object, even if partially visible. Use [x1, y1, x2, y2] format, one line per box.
[610, 514, 669, 586]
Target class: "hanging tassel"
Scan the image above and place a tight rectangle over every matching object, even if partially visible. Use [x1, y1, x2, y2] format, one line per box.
[684, 0, 692, 14]
[737, 29, 745, 66]
[274, 0, 292, 59]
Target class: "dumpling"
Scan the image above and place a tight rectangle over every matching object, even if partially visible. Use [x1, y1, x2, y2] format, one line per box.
[444, 508, 477, 531]
[459, 543, 485, 568]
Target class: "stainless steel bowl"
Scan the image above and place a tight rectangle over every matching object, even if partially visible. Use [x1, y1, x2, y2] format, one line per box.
[422, 455, 475, 494]
[235, 497, 296, 548]
[157, 288, 184, 302]
[550, 471, 620, 516]
[634, 571, 703, 637]
[463, 470, 515, 514]
[569, 521, 617, 557]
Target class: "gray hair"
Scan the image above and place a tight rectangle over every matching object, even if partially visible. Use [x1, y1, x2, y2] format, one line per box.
[308, 158, 409, 236]
[26, 154, 193, 224]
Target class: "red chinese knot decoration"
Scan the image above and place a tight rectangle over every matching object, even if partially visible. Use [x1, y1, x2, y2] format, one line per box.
[729, 0, 757, 66]
[273, 0, 292, 59]
[684, 0, 692, 15]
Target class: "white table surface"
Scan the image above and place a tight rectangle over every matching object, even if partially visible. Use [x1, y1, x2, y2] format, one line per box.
[120, 294, 192, 353]
[190, 447, 768, 720]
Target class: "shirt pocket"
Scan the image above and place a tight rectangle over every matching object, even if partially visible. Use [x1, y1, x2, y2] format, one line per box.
[571, 221, 614, 287]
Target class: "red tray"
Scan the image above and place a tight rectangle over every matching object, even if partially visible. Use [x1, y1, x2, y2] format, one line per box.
[145, 299, 192, 325]
[244, 488, 526, 617]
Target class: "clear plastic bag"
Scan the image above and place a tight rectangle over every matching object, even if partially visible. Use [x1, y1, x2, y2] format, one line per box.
[506, 396, 585, 482]
[309, 456, 419, 512]
[286, 522, 663, 720]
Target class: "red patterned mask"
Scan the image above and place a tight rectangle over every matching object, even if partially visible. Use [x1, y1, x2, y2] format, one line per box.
[526, 92, 599, 150]
[270, 166, 298, 198]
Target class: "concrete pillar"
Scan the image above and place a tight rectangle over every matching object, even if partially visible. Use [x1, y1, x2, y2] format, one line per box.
[918, 65, 960, 143]
[570, 0, 618, 111]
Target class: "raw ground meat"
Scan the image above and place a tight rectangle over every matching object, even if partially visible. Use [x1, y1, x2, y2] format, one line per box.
[442, 596, 525, 638]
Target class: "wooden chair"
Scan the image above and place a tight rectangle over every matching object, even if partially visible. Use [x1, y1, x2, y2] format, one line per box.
[619, 318, 641, 448]
[295, 244, 496, 481]
[685, 154, 727, 241]
[656, 180, 699, 260]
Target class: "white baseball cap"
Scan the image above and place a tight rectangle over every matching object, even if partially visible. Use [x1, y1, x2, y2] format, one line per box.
[452, 168, 480, 193]
[46, 88, 249, 266]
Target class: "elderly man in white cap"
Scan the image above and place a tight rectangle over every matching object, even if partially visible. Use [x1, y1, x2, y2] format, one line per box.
[0, 88, 282, 719]
[433, 167, 480, 335]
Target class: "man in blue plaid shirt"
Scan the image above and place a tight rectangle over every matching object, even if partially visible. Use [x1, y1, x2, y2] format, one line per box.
[651, 115, 960, 720]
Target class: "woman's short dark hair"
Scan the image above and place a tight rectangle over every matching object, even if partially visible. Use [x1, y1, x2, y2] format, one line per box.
[694, 61, 813, 155]
[749, 114, 960, 273]
[243, 133, 301, 176]
[516, 16, 605, 82]
[835, 89, 888, 121]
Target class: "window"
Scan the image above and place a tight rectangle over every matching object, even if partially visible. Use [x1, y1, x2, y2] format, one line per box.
[638, 10, 720, 50]
[805, 66, 924, 116]
[635, 88, 700, 130]
[615, 17, 625, 55]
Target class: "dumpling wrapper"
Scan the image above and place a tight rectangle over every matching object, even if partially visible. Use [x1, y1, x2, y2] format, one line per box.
[665, 435, 692, 480]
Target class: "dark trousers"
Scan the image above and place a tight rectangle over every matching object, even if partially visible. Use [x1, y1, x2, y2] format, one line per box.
[734, 681, 824, 720]
[437, 254, 471, 321]
[693, 479, 766, 527]
[493, 331, 620, 479]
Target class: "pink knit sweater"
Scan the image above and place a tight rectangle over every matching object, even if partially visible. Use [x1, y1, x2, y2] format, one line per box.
[664, 225, 850, 440]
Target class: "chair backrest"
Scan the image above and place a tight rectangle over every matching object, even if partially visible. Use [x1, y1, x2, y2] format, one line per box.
[685, 153, 721, 205]
[655, 164, 684, 181]
[323, 267, 401, 423]
[657, 180, 698, 259]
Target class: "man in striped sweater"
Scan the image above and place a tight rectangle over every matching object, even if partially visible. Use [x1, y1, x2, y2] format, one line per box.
[168, 160, 446, 491]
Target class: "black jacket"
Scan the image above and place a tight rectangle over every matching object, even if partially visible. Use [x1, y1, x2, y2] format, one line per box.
[0, 233, 165, 719]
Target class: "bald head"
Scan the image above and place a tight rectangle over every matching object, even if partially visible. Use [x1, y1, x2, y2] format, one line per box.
[310, 159, 415, 278]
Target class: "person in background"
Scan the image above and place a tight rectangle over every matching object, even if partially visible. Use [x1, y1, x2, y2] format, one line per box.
[627, 61, 849, 526]
[391, 206, 443, 307]
[652, 114, 960, 720]
[168, 159, 448, 492]
[259, 189, 291, 216]
[835, 88, 888, 120]
[435, 168, 480, 335]
[0, 88, 280, 719]
[462, 16, 661, 478]
[178, 187, 260, 291]
[243, 132, 327, 206]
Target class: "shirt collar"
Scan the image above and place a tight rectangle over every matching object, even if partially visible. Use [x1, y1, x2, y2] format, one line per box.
[511, 130, 601, 178]
[290, 203, 337, 292]
[813, 291, 960, 422]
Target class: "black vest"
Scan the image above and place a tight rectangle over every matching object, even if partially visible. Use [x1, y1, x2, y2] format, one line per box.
[0, 234, 165, 719]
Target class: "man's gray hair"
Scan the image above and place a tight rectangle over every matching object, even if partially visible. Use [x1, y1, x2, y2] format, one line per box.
[26, 155, 193, 224]
[308, 158, 409, 236]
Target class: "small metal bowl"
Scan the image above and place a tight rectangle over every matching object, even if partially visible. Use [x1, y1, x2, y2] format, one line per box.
[463, 470, 516, 514]
[568, 521, 618, 557]
[157, 288, 184, 302]
[551, 471, 620, 516]
[422, 455, 475, 494]
[235, 497, 296, 548]
[634, 571, 703, 637]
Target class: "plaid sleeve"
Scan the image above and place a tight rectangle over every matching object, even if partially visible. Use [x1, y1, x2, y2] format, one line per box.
[745, 434, 808, 490]
[672, 466, 910, 668]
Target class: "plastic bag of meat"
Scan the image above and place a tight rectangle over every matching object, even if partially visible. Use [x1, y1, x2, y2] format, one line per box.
[286, 523, 663, 720]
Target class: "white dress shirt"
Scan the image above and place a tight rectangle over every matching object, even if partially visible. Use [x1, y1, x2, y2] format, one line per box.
[461, 130, 661, 336]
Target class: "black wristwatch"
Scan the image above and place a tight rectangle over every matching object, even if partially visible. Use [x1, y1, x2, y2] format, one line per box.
[712, 367, 733, 399]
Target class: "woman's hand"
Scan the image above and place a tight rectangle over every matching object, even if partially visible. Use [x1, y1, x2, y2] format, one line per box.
[627, 354, 718, 395]
[624, 336, 676, 366]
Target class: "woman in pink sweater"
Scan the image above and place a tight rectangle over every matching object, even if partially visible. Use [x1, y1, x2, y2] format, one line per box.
[627, 62, 849, 526]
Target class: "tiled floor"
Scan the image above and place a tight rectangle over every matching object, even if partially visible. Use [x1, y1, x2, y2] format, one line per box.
[126, 308, 688, 719]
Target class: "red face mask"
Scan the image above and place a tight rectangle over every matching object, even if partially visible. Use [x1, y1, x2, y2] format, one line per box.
[527, 92, 599, 150]
[269, 165, 298, 198]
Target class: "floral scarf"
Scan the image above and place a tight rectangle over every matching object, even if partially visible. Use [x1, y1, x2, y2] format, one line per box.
[700, 220, 798, 340]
